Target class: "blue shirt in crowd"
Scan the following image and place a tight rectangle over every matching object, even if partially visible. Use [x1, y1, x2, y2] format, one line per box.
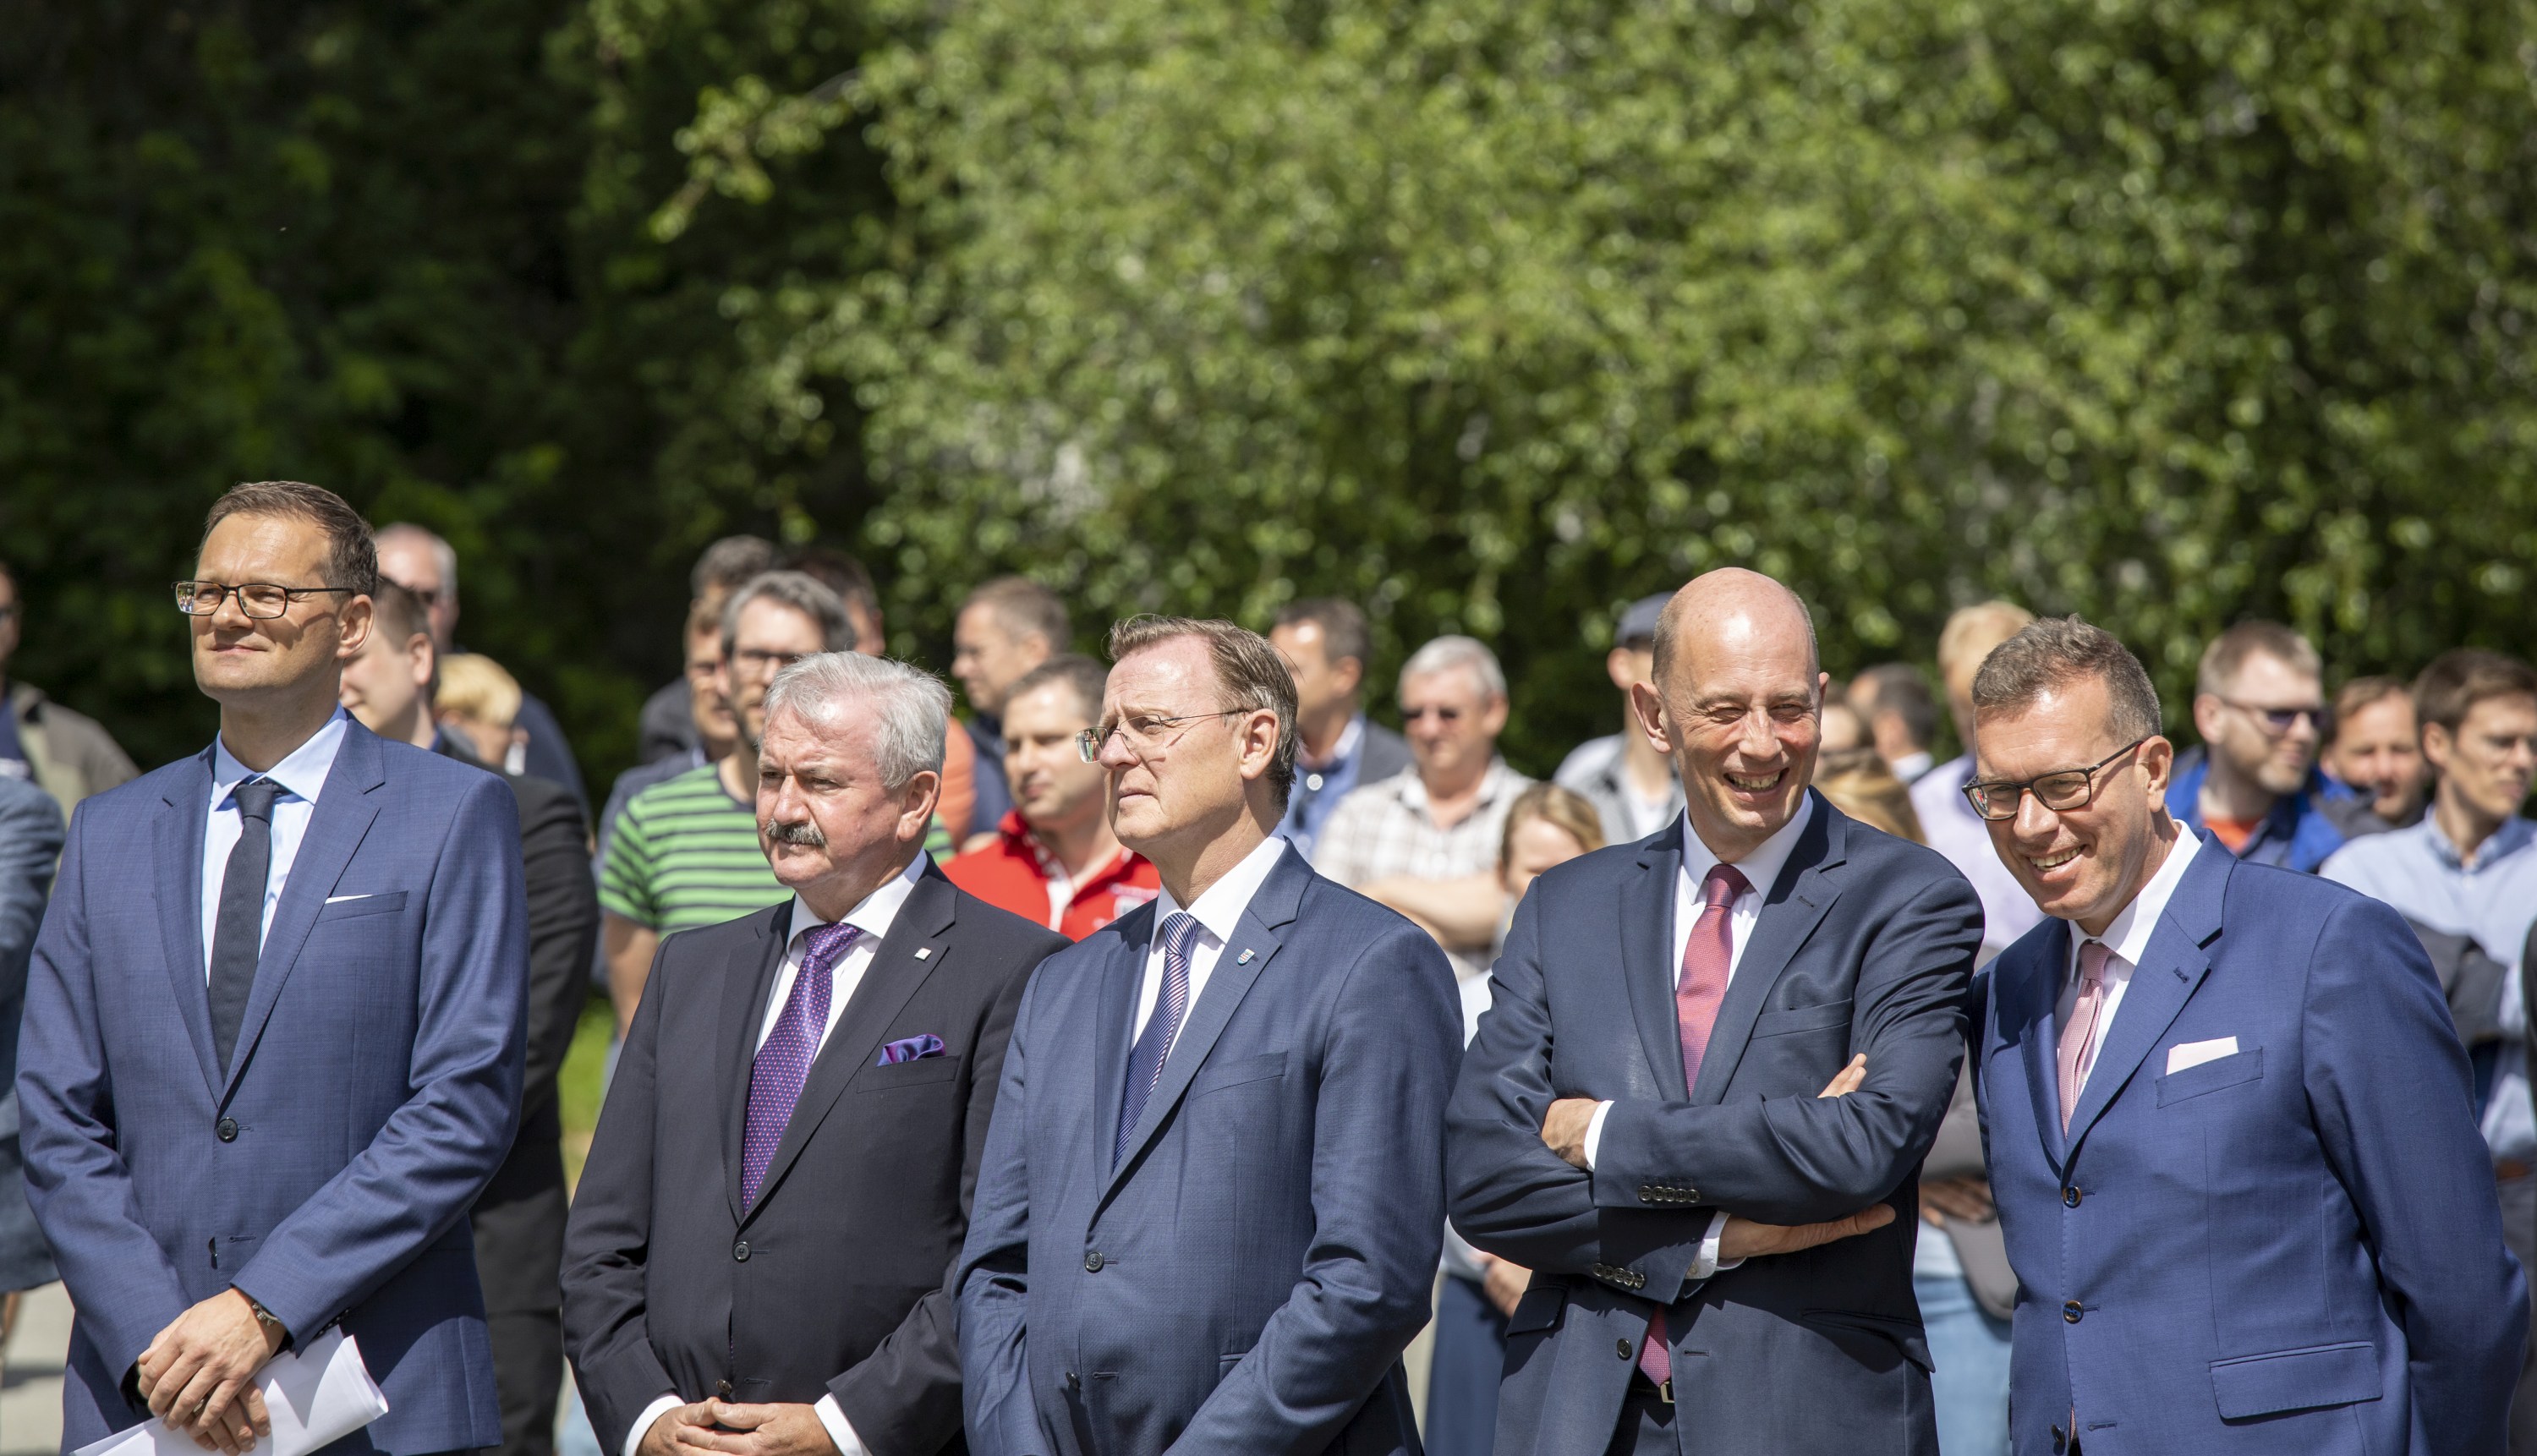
[2322, 813, 2537, 1165]
[2167, 747, 2348, 873]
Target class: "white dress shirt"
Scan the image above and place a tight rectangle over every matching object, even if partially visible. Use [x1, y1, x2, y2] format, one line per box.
[1582, 796, 1817, 1280]
[1132, 833, 1290, 1042]
[201, 709, 350, 979]
[2055, 824, 2204, 1103]
[626, 851, 928, 1456]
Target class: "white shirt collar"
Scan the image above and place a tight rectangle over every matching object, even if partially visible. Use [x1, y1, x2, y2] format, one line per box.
[1153, 834, 1290, 945]
[2077, 822, 2204, 969]
[786, 850, 931, 947]
[1679, 791, 1817, 900]
[211, 708, 351, 806]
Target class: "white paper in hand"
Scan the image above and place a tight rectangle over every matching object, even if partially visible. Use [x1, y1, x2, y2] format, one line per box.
[74, 1328, 390, 1456]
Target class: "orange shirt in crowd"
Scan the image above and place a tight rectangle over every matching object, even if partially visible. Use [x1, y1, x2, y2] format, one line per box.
[943, 812, 1161, 940]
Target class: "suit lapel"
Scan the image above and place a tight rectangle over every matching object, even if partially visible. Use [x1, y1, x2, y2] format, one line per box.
[721, 903, 793, 1223]
[1690, 798, 1844, 1105]
[742, 869, 959, 1222]
[1101, 846, 1306, 1201]
[1090, 900, 1155, 1180]
[221, 726, 386, 1100]
[2064, 847, 2228, 1149]
[1622, 827, 1689, 1100]
[155, 751, 222, 1099]
[2009, 921, 2072, 1171]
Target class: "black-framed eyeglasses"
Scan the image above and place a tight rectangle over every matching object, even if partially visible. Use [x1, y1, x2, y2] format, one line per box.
[2216, 697, 2326, 736]
[173, 581, 357, 619]
[1962, 738, 2150, 822]
[1077, 709, 1247, 764]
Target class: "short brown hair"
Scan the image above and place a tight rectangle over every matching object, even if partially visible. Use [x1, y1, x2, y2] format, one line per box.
[1500, 782, 1604, 866]
[781, 545, 879, 620]
[371, 580, 432, 645]
[965, 576, 1072, 651]
[1105, 615, 1300, 807]
[1972, 616, 2164, 745]
[1005, 653, 1110, 724]
[2414, 649, 2537, 736]
[1272, 597, 1373, 671]
[2329, 675, 2412, 744]
[692, 536, 778, 599]
[2197, 620, 2321, 698]
[202, 481, 380, 598]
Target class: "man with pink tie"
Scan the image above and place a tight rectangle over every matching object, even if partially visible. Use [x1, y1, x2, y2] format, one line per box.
[1968, 616, 2523, 1455]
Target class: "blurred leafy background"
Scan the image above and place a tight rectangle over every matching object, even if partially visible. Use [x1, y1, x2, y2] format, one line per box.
[6, 0, 2535, 791]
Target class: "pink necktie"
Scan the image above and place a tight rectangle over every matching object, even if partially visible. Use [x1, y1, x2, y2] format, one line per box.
[2057, 940, 2111, 1134]
[1641, 862, 1752, 1389]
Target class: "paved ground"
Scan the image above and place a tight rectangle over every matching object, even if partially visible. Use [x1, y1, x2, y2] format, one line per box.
[2, 1282, 68, 1455]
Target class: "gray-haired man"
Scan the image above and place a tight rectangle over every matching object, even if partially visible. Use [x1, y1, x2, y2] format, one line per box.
[566, 651, 1067, 1456]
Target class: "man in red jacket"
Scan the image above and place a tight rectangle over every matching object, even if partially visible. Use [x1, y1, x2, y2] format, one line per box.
[945, 654, 1159, 939]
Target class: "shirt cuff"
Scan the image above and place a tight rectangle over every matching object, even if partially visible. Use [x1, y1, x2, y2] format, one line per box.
[626, 1396, 683, 1456]
[814, 1394, 866, 1456]
[1582, 1100, 1614, 1170]
[1688, 1208, 1740, 1281]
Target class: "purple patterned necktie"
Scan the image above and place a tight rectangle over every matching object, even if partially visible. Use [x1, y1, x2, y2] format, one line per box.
[742, 921, 862, 1207]
[1114, 911, 1201, 1167]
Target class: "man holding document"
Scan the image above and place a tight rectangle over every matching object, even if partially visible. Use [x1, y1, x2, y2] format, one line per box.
[1966, 616, 2524, 1454]
[19, 481, 529, 1456]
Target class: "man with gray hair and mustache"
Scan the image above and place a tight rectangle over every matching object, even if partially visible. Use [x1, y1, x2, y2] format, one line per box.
[565, 651, 1068, 1456]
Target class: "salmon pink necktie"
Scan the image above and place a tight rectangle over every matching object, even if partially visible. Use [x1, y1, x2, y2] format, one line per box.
[1641, 862, 1751, 1389]
[2057, 939, 2112, 1134]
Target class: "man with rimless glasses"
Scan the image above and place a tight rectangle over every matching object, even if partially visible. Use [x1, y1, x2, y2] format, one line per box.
[2167, 621, 2348, 873]
[1967, 616, 2521, 1456]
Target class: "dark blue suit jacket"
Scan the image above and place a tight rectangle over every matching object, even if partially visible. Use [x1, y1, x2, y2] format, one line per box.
[1449, 796, 1981, 1456]
[1975, 837, 2526, 1455]
[19, 720, 529, 1454]
[956, 843, 1460, 1456]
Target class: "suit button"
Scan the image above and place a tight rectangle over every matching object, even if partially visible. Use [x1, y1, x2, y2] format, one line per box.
[1638, 1186, 1657, 1203]
[2050, 1426, 2066, 1453]
[2063, 1300, 2083, 1324]
[733, 1241, 750, 1262]
[215, 1118, 238, 1142]
[1616, 1339, 1632, 1360]
[1083, 1251, 1104, 1273]
[2063, 1185, 2081, 1207]
[718, 1381, 734, 1399]
[1066, 1371, 1081, 1391]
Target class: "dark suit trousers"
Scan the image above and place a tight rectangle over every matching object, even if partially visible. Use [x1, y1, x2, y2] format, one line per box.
[474, 1122, 569, 1456]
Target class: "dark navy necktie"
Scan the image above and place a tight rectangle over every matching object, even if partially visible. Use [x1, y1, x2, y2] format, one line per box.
[1115, 911, 1202, 1167]
[207, 778, 282, 1071]
[742, 921, 861, 1207]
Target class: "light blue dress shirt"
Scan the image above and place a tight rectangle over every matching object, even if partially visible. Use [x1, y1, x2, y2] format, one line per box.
[200, 709, 350, 980]
[2323, 813, 2537, 1163]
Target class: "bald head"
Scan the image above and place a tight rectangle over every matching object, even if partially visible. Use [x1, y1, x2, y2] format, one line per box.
[1635, 568, 1827, 862]
[1652, 569, 1820, 686]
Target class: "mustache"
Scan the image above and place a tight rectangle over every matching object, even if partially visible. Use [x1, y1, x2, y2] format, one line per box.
[762, 817, 826, 847]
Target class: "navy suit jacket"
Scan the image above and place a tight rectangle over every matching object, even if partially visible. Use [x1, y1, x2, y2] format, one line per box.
[19, 720, 529, 1454]
[956, 842, 1460, 1456]
[1975, 839, 2526, 1456]
[1449, 796, 1981, 1456]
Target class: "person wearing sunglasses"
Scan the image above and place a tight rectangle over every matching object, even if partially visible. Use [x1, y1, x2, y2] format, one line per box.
[2167, 620, 2348, 873]
[1967, 616, 2521, 1456]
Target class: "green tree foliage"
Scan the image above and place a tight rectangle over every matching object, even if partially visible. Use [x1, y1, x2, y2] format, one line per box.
[6, 0, 2535, 782]
[0, 0, 889, 775]
[691, 0, 2537, 766]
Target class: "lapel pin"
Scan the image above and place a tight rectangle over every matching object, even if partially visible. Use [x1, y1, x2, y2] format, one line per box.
[915, 948, 933, 960]
[1236, 948, 1254, 965]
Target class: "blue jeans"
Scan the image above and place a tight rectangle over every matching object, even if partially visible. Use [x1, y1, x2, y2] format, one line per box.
[1917, 1270, 2011, 1456]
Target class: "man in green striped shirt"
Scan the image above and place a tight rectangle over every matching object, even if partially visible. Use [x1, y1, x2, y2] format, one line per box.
[600, 571, 855, 1033]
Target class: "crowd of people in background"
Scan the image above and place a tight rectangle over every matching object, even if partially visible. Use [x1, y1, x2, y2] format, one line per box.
[0, 488, 2532, 1456]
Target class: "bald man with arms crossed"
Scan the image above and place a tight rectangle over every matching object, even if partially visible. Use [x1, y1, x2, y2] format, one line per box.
[1449, 569, 1983, 1456]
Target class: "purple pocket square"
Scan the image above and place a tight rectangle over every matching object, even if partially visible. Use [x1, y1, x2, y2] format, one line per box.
[877, 1034, 946, 1066]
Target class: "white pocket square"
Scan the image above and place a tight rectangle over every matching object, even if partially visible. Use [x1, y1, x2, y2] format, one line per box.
[324, 893, 376, 904]
[2166, 1037, 2239, 1075]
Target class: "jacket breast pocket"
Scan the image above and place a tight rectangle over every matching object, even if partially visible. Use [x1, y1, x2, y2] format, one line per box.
[1751, 999, 1853, 1039]
[315, 891, 408, 922]
[1192, 1051, 1287, 1097]
[854, 1054, 962, 1091]
[2156, 1048, 2264, 1107]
